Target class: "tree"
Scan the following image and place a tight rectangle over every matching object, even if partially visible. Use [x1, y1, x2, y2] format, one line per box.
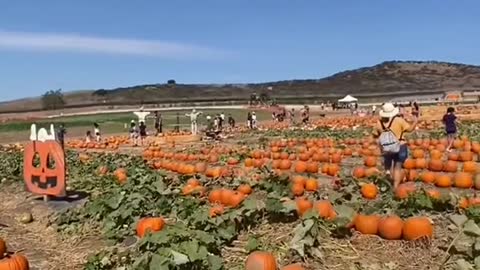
[167, 79, 176, 85]
[42, 89, 65, 110]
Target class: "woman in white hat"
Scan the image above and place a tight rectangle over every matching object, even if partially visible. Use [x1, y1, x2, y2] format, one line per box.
[373, 102, 418, 188]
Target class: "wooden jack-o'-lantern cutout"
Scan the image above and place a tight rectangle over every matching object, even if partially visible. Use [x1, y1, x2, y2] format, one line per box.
[23, 124, 66, 197]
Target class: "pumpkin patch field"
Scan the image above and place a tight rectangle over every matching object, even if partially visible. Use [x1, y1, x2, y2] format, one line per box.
[3, 116, 480, 269]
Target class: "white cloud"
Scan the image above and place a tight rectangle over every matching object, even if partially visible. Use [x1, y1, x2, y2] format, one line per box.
[0, 30, 230, 59]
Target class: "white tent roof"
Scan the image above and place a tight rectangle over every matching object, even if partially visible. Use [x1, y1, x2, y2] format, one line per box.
[338, 95, 358, 102]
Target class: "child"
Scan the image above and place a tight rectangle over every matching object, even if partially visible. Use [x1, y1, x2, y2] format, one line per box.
[94, 123, 101, 142]
[85, 130, 93, 143]
[129, 121, 139, 146]
[443, 107, 458, 152]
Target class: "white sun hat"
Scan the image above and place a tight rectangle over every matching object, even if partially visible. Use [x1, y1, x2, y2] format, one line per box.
[379, 103, 399, 118]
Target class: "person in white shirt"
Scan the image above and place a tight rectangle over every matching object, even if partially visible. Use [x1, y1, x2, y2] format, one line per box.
[133, 106, 150, 125]
[251, 112, 257, 129]
[185, 109, 203, 135]
[372, 105, 377, 115]
[93, 123, 101, 142]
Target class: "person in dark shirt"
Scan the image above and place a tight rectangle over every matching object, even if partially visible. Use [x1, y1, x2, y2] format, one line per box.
[154, 111, 162, 135]
[139, 122, 147, 146]
[56, 123, 66, 150]
[443, 107, 458, 152]
[228, 114, 235, 128]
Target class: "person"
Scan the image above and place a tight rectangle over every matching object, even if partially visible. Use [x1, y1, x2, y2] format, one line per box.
[247, 112, 252, 129]
[85, 130, 93, 143]
[154, 111, 163, 135]
[213, 115, 219, 130]
[412, 102, 420, 120]
[186, 109, 202, 135]
[129, 121, 139, 146]
[443, 107, 458, 152]
[205, 115, 221, 140]
[228, 114, 235, 128]
[372, 105, 377, 115]
[272, 112, 277, 122]
[373, 103, 418, 189]
[251, 112, 257, 129]
[134, 106, 150, 125]
[220, 112, 225, 124]
[93, 123, 101, 142]
[139, 121, 147, 146]
[56, 123, 66, 150]
[290, 108, 295, 123]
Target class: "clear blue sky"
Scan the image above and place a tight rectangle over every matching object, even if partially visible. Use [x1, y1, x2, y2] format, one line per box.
[1, 1, 479, 101]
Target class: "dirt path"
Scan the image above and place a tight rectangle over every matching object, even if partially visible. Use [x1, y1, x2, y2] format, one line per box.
[0, 184, 104, 270]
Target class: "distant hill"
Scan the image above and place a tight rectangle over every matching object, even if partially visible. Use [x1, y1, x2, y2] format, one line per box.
[2, 60, 480, 113]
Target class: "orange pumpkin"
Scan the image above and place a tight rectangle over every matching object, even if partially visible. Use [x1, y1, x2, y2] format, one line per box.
[208, 189, 222, 204]
[402, 217, 433, 241]
[426, 188, 441, 200]
[428, 160, 444, 172]
[209, 205, 225, 217]
[364, 156, 377, 167]
[443, 160, 458, 173]
[238, 184, 253, 195]
[395, 182, 416, 199]
[354, 214, 380, 235]
[361, 183, 378, 200]
[245, 251, 277, 270]
[296, 197, 313, 217]
[420, 171, 436, 184]
[0, 254, 29, 270]
[291, 183, 305, 196]
[435, 174, 452, 188]
[314, 200, 336, 220]
[136, 217, 165, 238]
[403, 158, 416, 169]
[463, 161, 478, 173]
[378, 215, 404, 240]
[454, 172, 473, 189]
[352, 167, 366, 179]
[0, 238, 5, 259]
[305, 179, 319, 192]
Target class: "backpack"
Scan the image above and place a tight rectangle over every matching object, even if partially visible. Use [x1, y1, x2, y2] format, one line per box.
[378, 117, 401, 154]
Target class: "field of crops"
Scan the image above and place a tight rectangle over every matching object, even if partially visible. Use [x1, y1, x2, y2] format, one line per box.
[2, 113, 480, 270]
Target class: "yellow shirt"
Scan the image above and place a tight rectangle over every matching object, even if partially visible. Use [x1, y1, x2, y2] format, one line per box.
[373, 117, 411, 141]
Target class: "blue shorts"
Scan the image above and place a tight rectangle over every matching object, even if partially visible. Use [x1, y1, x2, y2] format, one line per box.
[384, 144, 408, 170]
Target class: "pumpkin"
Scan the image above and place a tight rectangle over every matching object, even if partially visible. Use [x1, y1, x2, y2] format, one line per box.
[327, 164, 340, 176]
[364, 156, 377, 167]
[0, 238, 5, 259]
[208, 190, 222, 204]
[305, 179, 319, 192]
[412, 149, 425, 159]
[291, 175, 306, 186]
[238, 184, 253, 195]
[361, 183, 378, 200]
[306, 162, 319, 174]
[428, 160, 443, 172]
[454, 172, 473, 188]
[403, 158, 416, 169]
[378, 215, 404, 240]
[220, 189, 235, 205]
[245, 251, 277, 270]
[443, 160, 458, 173]
[352, 167, 366, 179]
[291, 184, 305, 196]
[435, 174, 452, 188]
[415, 158, 427, 169]
[426, 189, 441, 200]
[209, 205, 224, 217]
[402, 217, 433, 241]
[406, 170, 419, 182]
[420, 171, 436, 184]
[227, 191, 245, 208]
[281, 263, 305, 270]
[394, 182, 416, 199]
[0, 254, 29, 270]
[296, 197, 313, 217]
[463, 161, 478, 173]
[294, 161, 307, 173]
[460, 151, 473, 162]
[314, 200, 336, 220]
[187, 178, 201, 187]
[136, 217, 165, 238]
[459, 197, 470, 209]
[354, 214, 380, 235]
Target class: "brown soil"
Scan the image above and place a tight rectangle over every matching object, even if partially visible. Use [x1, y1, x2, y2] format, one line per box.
[0, 183, 105, 270]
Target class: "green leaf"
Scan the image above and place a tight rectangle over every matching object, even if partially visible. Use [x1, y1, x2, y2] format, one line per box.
[245, 237, 260, 252]
[171, 250, 189, 265]
[450, 214, 469, 228]
[207, 255, 224, 270]
[464, 220, 480, 237]
[149, 254, 169, 270]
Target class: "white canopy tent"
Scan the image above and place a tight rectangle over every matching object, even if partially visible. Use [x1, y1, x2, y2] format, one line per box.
[338, 95, 358, 103]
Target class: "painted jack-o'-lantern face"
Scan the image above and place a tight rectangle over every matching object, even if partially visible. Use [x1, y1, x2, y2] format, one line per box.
[23, 140, 66, 197]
